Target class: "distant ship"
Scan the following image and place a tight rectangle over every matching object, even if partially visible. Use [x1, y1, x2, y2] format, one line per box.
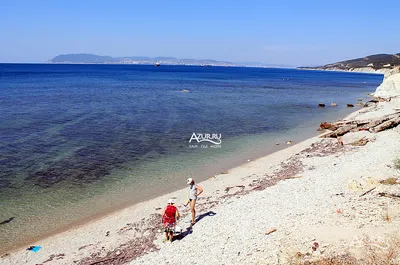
[154, 63, 161, 66]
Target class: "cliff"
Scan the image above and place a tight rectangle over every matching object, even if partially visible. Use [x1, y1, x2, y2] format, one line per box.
[374, 66, 400, 97]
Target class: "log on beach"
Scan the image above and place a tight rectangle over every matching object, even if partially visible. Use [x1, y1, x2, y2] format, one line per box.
[322, 124, 358, 138]
[320, 118, 371, 130]
[320, 122, 338, 131]
[349, 137, 369, 146]
[371, 116, 400, 133]
[320, 113, 400, 138]
[359, 117, 392, 131]
[320, 120, 362, 131]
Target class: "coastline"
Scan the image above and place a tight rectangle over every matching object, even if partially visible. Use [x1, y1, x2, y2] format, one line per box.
[2, 94, 400, 264]
[0, 114, 341, 255]
[1, 65, 383, 258]
[1, 128, 328, 262]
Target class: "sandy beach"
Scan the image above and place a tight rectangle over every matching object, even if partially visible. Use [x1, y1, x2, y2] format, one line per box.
[2, 90, 400, 264]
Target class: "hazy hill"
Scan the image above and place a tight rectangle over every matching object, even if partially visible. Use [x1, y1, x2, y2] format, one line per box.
[48, 53, 289, 68]
[51, 54, 117, 63]
[298, 53, 400, 72]
[49, 53, 240, 66]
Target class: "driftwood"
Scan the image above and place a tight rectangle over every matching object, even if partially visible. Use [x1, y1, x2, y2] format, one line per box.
[359, 117, 392, 131]
[359, 187, 376, 197]
[265, 227, 277, 235]
[371, 116, 400, 133]
[378, 192, 400, 200]
[322, 124, 357, 138]
[320, 122, 338, 131]
[320, 119, 370, 131]
[347, 113, 399, 128]
[320, 113, 400, 138]
[349, 137, 369, 146]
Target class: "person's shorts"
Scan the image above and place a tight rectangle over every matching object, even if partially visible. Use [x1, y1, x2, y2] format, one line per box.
[164, 222, 175, 232]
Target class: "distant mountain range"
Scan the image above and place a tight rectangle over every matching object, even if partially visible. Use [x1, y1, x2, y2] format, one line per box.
[48, 53, 290, 68]
[298, 53, 400, 73]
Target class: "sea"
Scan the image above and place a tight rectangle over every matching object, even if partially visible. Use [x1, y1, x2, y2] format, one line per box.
[0, 64, 383, 252]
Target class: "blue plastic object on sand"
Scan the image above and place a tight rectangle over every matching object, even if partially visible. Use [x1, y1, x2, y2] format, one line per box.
[32, 246, 42, 252]
[27, 246, 42, 252]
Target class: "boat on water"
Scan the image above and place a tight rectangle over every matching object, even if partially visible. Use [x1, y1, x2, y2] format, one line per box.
[154, 63, 161, 66]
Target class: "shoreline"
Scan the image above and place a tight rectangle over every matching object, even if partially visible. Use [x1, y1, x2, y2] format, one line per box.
[4, 96, 400, 264]
[0, 102, 358, 255]
[2, 128, 328, 260]
[0, 117, 328, 255]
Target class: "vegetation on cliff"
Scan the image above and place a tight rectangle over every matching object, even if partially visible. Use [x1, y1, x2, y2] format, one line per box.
[299, 53, 400, 71]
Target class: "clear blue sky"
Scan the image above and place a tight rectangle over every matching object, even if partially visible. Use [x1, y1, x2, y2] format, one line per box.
[1, 0, 399, 65]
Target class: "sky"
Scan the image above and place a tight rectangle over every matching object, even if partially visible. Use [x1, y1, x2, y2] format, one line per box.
[1, 0, 400, 66]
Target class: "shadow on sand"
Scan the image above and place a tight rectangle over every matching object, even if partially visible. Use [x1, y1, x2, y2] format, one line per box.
[175, 211, 217, 241]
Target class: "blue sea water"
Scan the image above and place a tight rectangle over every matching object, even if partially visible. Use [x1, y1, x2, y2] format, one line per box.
[0, 64, 383, 252]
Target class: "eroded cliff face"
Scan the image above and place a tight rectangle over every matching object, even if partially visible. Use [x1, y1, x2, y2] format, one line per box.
[298, 66, 392, 75]
[348, 67, 389, 74]
[374, 67, 400, 98]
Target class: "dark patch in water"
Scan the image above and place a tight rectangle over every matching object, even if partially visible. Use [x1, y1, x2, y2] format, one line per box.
[0, 217, 15, 225]
[0, 179, 12, 189]
[24, 137, 170, 188]
[25, 153, 114, 188]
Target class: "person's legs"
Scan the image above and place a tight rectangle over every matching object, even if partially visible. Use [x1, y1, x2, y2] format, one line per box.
[164, 228, 169, 240]
[190, 199, 196, 224]
[169, 231, 173, 242]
